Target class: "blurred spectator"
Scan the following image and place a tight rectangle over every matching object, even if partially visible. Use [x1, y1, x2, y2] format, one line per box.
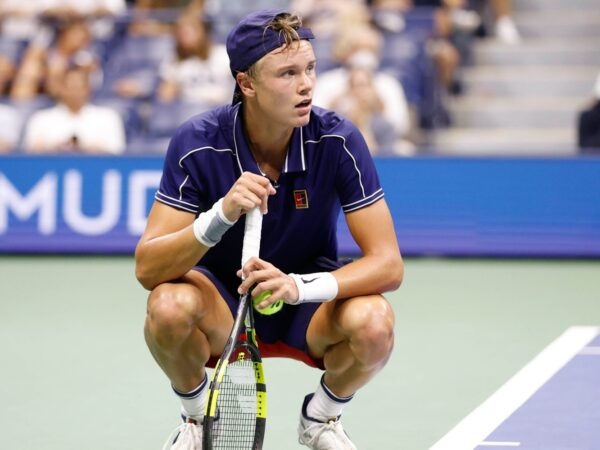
[291, 0, 370, 39]
[10, 18, 101, 101]
[0, 0, 126, 42]
[370, 0, 415, 33]
[578, 73, 600, 152]
[128, 0, 204, 36]
[22, 67, 126, 154]
[0, 103, 25, 153]
[370, 0, 466, 102]
[471, 0, 521, 45]
[156, 11, 231, 105]
[108, 1, 205, 100]
[489, 0, 520, 45]
[409, 0, 469, 94]
[329, 67, 403, 155]
[442, 0, 480, 66]
[0, 54, 17, 97]
[106, 35, 173, 100]
[40, 0, 126, 41]
[314, 23, 415, 155]
[0, 1, 48, 41]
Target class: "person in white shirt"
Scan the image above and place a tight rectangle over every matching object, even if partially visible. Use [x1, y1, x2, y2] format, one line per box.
[313, 23, 415, 156]
[0, 103, 24, 153]
[41, 0, 126, 41]
[0, 0, 126, 41]
[10, 18, 101, 101]
[156, 12, 233, 106]
[0, 1, 48, 41]
[23, 66, 126, 154]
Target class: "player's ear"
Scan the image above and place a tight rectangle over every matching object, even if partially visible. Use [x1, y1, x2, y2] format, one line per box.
[236, 72, 256, 99]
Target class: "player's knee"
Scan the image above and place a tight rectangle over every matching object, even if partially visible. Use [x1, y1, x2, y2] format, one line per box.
[350, 297, 395, 367]
[145, 284, 198, 349]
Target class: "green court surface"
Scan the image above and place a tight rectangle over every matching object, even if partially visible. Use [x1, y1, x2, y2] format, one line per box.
[1, 256, 598, 450]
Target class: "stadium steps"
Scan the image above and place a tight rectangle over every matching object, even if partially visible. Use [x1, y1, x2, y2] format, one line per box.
[514, 11, 600, 39]
[516, 0, 600, 10]
[473, 39, 600, 67]
[430, 127, 576, 156]
[460, 65, 598, 97]
[446, 95, 585, 129]
[430, 0, 598, 155]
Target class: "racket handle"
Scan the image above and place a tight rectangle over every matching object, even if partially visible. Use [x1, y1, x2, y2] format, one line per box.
[241, 208, 263, 271]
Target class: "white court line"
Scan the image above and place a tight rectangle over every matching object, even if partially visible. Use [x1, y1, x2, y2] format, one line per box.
[429, 326, 600, 450]
[479, 442, 520, 447]
[579, 346, 600, 355]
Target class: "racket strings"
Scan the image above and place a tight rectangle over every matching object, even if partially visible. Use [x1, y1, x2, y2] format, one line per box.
[211, 356, 258, 449]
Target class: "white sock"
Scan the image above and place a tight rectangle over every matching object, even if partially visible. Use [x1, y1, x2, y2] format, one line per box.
[172, 376, 208, 421]
[306, 375, 354, 421]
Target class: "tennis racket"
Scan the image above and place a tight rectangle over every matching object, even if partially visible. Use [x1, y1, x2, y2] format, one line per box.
[203, 208, 267, 450]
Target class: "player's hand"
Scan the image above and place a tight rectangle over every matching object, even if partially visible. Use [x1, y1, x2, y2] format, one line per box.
[222, 172, 276, 222]
[237, 257, 299, 307]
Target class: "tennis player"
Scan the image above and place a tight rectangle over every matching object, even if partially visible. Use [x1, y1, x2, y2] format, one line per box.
[135, 10, 403, 450]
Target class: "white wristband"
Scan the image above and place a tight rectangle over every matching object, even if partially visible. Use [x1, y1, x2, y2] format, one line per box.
[289, 272, 338, 304]
[192, 198, 236, 247]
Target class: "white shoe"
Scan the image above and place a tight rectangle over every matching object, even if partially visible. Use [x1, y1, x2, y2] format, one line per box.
[298, 394, 357, 450]
[162, 417, 202, 450]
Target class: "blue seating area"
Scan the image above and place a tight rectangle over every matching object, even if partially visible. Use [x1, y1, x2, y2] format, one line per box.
[0, 38, 28, 65]
[0, 5, 448, 154]
[100, 34, 174, 99]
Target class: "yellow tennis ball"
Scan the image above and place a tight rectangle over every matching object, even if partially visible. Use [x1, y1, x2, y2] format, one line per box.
[253, 290, 284, 316]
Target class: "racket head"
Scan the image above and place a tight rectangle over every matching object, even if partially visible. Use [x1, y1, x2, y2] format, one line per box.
[203, 296, 266, 450]
[203, 208, 266, 449]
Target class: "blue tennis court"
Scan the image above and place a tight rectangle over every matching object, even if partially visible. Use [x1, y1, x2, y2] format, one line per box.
[432, 327, 600, 450]
[1, 256, 599, 449]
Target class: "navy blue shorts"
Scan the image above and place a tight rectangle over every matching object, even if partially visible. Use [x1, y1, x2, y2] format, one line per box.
[195, 257, 349, 369]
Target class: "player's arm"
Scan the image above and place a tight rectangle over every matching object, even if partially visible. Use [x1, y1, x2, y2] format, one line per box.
[135, 172, 275, 290]
[239, 198, 403, 307]
[135, 201, 202, 290]
[333, 198, 403, 298]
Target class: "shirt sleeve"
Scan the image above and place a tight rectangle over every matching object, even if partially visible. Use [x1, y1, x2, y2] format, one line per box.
[334, 121, 384, 213]
[155, 125, 203, 215]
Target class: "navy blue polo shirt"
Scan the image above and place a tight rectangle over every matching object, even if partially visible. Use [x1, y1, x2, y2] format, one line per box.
[156, 103, 384, 295]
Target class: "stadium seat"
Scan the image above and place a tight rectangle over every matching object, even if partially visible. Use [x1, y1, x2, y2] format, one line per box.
[101, 34, 174, 98]
[126, 135, 171, 155]
[0, 38, 27, 64]
[93, 96, 143, 144]
[145, 101, 211, 139]
[311, 36, 338, 74]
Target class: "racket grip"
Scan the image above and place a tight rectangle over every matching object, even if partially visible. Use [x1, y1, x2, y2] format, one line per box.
[241, 208, 263, 271]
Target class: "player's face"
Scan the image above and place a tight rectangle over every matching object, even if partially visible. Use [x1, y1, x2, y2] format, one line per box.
[252, 40, 316, 129]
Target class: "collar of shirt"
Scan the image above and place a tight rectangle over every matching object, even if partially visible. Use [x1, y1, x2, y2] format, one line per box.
[231, 103, 307, 176]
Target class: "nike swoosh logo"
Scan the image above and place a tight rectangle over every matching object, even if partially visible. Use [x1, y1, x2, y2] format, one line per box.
[301, 277, 318, 284]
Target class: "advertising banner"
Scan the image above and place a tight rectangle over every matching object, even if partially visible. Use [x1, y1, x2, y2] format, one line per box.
[1, 155, 599, 257]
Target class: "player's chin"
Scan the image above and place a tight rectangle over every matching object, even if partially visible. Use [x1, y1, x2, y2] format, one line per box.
[294, 116, 311, 128]
[292, 106, 312, 127]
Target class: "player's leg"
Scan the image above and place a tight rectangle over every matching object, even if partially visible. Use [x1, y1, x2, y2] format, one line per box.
[144, 270, 234, 392]
[298, 294, 395, 449]
[308, 294, 395, 396]
[144, 270, 234, 448]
